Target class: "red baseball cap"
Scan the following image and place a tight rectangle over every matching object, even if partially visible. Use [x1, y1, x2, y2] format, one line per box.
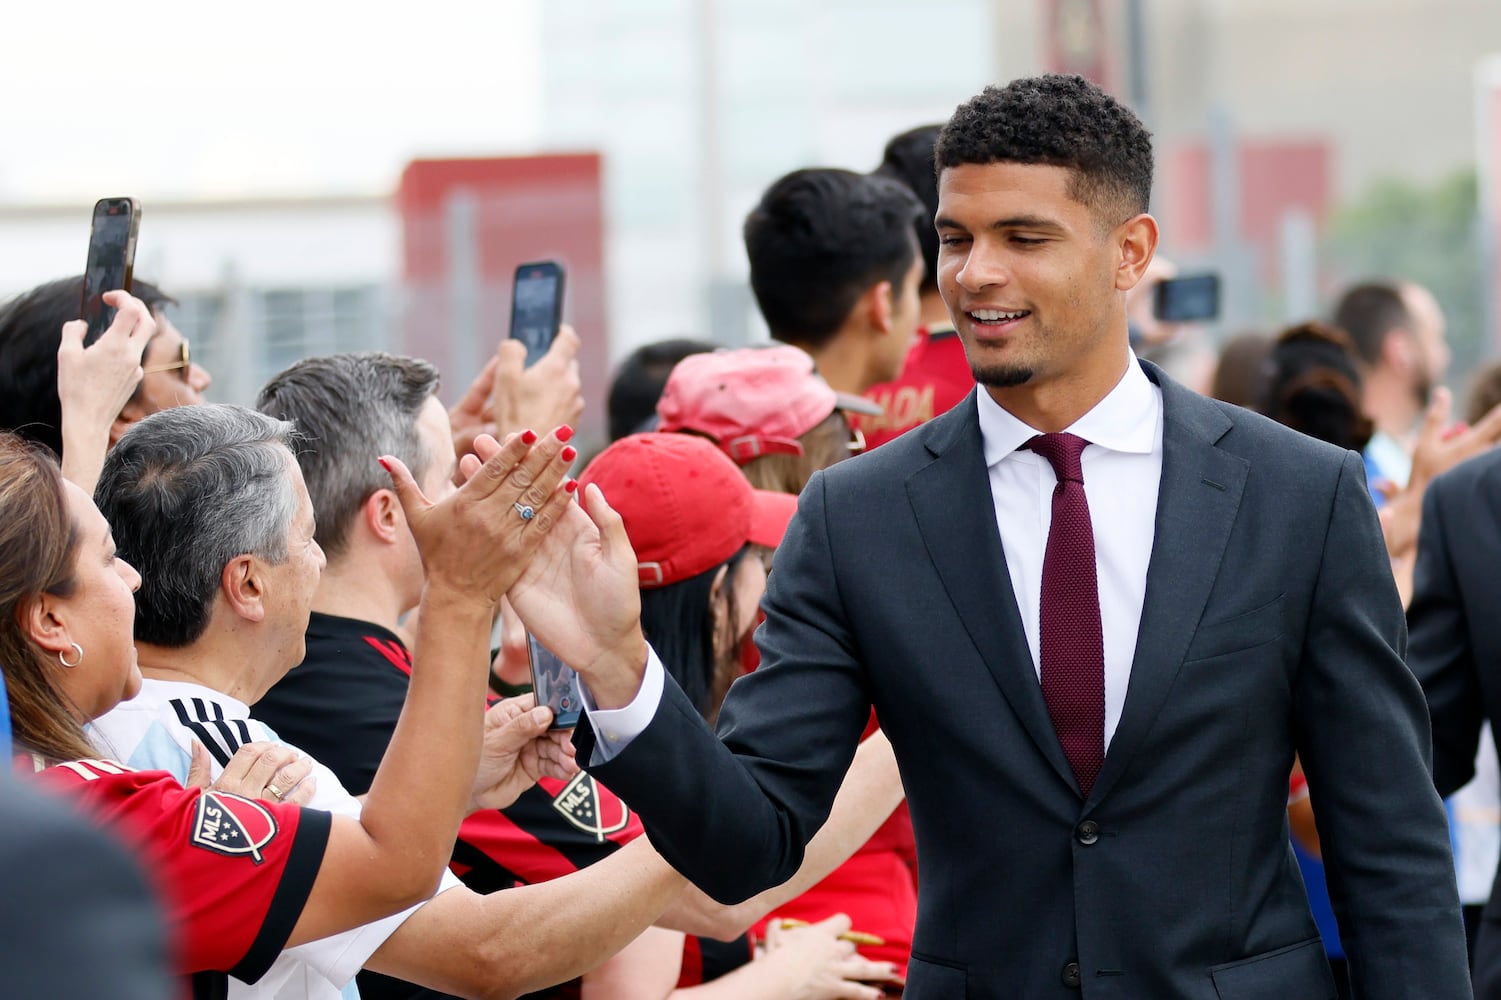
[579, 433, 798, 588]
[656, 346, 882, 464]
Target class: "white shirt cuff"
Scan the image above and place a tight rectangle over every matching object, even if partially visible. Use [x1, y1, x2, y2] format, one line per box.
[579, 645, 665, 763]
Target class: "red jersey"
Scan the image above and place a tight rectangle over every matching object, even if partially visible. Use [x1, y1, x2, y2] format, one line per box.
[853, 325, 974, 450]
[33, 758, 329, 997]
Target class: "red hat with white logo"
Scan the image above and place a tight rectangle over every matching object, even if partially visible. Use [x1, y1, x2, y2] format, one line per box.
[579, 433, 798, 588]
[655, 346, 881, 464]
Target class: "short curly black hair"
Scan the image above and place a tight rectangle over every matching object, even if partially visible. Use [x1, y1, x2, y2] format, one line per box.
[935, 75, 1153, 224]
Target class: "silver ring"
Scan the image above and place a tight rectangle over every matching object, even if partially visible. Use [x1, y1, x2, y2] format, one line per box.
[514, 502, 536, 521]
[265, 781, 286, 801]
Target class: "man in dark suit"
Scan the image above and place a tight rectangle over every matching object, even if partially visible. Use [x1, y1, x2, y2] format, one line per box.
[1409, 445, 1501, 996]
[509, 74, 1469, 998]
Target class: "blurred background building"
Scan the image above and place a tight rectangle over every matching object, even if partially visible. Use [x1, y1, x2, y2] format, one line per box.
[2, 0, 1500, 433]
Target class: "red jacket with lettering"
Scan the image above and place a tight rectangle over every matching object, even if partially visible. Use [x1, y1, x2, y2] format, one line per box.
[853, 325, 974, 450]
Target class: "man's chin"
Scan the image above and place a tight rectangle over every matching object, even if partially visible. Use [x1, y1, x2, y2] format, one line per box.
[973, 364, 1035, 389]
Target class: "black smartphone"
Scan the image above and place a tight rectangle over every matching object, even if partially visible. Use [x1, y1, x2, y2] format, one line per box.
[1153, 273, 1219, 323]
[80, 197, 142, 340]
[509, 260, 566, 365]
[527, 635, 583, 731]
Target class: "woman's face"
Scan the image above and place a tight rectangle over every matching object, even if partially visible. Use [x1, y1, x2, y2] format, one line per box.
[52, 482, 143, 721]
[132, 314, 213, 414]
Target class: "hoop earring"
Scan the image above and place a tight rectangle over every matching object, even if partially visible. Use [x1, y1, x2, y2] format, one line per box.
[58, 642, 84, 669]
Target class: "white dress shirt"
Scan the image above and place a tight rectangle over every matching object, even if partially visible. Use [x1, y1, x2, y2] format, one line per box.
[976, 357, 1162, 748]
[587, 357, 1164, 759]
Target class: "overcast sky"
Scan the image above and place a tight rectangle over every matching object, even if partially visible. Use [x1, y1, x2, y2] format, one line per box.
[1, 0, 542, 202]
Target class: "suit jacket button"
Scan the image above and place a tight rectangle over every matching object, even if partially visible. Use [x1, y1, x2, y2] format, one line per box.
[1061, 961, 1082, 988]
[1075, 820, 1100, 845]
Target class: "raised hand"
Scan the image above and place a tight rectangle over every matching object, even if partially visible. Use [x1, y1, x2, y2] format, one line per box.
[381, 426, 579, 611]
[57, 290, 155, 492]
[468, 693, 579, 812]
[490, 325, 585, 438]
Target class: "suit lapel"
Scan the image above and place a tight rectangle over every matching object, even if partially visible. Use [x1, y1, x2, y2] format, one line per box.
[1085, 366, 1247, 808]
[907, 393, 1078, 793]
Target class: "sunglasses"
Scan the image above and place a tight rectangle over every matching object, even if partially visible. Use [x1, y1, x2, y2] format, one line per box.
[142, 340, 191, 381]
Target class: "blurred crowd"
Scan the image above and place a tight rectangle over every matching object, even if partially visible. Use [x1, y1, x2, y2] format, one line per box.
[2, 72, 1499, 1000]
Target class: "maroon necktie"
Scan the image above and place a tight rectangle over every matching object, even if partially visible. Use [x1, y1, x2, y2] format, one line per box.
[1024, 432, 1105, 796]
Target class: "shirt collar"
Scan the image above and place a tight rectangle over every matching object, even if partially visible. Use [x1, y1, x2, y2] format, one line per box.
[977, 354, 1160, 467]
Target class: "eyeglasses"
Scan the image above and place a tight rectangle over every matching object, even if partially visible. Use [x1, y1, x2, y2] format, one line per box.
[142, 340, 191, 381]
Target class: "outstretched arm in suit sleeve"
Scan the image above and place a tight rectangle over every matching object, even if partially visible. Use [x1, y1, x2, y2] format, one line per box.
[1406, 469, 1486, 797]
[582, 472, 875, 904]
[1293, 449, 1470, 998]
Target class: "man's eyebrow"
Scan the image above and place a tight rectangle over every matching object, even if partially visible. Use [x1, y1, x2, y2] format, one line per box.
[934, 214, 1067, 232]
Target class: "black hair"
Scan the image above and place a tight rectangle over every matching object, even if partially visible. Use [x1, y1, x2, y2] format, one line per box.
[744, 168, 922, 350]
[1261, 322, 1373, 452]
[638, 546, 751, 723]
[607, 338, 719, 442]
[935, 74, 1153, 224]
[0, 275, 175, 457]
[875, 125, 944, 294]
[1331, 282, 1411, 366]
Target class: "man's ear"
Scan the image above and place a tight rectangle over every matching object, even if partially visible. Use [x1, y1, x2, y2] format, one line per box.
[220, 554, 267, 623]
[708, 563, 731, 657]
[109, 399, 151, 448]
[362, 489, 405, 546]
[1382, 329, 1417, 373]
[1114, 214, 1160, 292]
[20, 593, 75, 657]
[862, 280, 896, 336]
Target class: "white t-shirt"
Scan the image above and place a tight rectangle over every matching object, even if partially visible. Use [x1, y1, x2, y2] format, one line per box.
[91, 678, 461, 999]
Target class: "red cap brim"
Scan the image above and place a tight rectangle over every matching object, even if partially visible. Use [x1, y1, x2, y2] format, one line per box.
[746, 488, 799, 550]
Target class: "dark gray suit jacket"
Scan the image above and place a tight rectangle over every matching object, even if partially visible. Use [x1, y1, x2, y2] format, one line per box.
[584, 362, 1468, 998]
[1408, 445, 1501, 996]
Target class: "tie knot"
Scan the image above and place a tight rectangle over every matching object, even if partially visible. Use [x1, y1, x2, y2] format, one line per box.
[1024, 432, 1088, 484]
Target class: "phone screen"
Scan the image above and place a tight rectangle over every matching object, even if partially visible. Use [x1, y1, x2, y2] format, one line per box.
[510, 262, 565, 366]
[81, 198, 141, 340]
[528, 635, 583, 731]
[1153, 273, 1220, 323]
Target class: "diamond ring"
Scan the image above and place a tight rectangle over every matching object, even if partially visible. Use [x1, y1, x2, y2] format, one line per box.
[514, 502, 536, 521]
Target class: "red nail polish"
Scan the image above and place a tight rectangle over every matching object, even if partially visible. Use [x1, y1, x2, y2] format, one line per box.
[564, 479, 579, 494]
[557, 425, 575, 443]
[377, 457, 392, 472]
[521, 429, 538, 445]
[561, 446, 577, 463]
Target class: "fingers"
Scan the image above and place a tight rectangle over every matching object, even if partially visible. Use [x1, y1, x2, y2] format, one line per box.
[57, 319, 87, 357]
[456, 432, 509, 486]
[542, 325, 581, 367]
[483, 699, 554, 753]
[837, 956, 903, 983]
[217, 741, 275, 788]
[379, 454, 433, 521]
[461, 425, 550, 502]
[583, 482, 637, 569]
[507, 425, 576, 508]
[484, 691, 538, 729]
[99, 291, 156, 349]
[185, 740, 213, 789]
[273, 755, 316, 805]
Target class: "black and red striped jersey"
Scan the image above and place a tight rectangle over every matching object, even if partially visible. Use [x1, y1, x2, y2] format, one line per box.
[29, 758, 329, 1000]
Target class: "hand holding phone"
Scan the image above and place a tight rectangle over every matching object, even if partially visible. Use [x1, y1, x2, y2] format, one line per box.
[80, 197, 141, 341]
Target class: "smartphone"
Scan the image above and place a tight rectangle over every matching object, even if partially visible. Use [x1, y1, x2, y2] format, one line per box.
[1153, 273, 1219, 323]
[527, 635, 583, 731]
[509, 260, 566, 365]
[80, 197, 142, 340]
